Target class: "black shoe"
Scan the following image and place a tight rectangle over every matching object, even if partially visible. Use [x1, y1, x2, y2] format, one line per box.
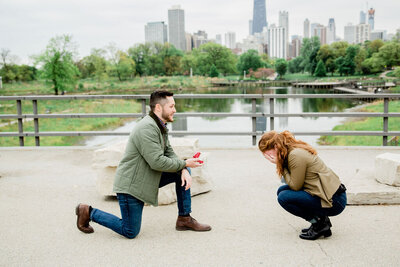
[301, 217, 332, 233]
[299, 216, 332, 240]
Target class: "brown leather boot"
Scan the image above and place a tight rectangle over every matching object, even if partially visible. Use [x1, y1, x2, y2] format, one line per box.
[75, 203, 94, 233]
[176, 216, 211, 231]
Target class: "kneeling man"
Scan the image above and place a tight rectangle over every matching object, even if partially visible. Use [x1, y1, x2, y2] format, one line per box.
[75, 90, 211, 238]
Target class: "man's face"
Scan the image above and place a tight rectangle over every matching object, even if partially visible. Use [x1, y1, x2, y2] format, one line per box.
[160, 96, 176, 123]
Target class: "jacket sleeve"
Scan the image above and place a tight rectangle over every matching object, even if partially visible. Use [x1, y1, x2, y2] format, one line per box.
[134, 126, 186, 172]
[283, 152, 307, 191]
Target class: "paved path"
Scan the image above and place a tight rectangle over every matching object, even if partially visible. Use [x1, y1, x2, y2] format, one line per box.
[1, 146, 400, 266]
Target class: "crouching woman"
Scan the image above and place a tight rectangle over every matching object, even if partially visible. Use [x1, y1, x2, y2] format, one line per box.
[258, 130, 347, 240]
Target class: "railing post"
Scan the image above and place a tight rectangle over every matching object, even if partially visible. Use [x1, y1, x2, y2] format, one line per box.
[16, 100, 24, 146]
[33, 100, 40, 146]
[383, 97, 389, 146]
[141, 99, 147, 117]
[269, 97, 275, 130]
[252, 98, 256, 145]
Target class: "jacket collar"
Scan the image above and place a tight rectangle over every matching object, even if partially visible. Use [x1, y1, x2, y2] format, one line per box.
[149, 111, 168, 134]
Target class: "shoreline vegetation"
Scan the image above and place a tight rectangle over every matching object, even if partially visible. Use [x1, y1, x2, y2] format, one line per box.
[0, 74, 399, 147]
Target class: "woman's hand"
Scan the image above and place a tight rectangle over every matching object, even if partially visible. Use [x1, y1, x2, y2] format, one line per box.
[263, 151, 277, 164]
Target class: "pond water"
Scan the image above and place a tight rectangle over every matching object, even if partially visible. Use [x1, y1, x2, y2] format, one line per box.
[85, 87, 362, 147]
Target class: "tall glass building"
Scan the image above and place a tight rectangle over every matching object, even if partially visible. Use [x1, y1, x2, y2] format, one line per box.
[168, 5, 186, 51]
[145, 22, 168, 44]
[252, 0, 267, 34]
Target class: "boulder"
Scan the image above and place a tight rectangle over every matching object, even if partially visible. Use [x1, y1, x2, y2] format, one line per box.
[374, 153, 400, 187]
[92, 138, 213, 205]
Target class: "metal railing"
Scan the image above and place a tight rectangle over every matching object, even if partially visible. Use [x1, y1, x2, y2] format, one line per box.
[1, 93, 400, 146]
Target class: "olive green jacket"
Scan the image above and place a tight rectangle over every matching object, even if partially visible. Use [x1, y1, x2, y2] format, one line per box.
[113, 112, 186, 206]
[283, 148, 342, 208]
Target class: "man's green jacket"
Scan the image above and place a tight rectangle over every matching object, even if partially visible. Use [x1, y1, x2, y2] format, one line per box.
[113, 112, 186, 206]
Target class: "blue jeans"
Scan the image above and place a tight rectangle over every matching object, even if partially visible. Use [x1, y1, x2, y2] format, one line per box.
[277, 184, 346, 222]
[90, 170, 192, 239]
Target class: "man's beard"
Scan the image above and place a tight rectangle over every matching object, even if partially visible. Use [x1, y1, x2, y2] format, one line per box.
[161, 110, 174, 122]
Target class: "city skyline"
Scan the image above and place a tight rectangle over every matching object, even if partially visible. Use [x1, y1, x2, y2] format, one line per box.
[1, 0, 399, 63]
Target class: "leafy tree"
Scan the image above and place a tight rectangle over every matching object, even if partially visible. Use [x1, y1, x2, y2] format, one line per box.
[364, 39, 384, 58]
[361, 55, 385, 74]
[237, 49, 263, 74]
[275, 59, 288, 78]
[78, 48, 108, 80]
[314, 60, 327, 77]
[377, 41, 400, 68]
[181, 53, 196, 75]
[128, 43, 151, 76]
[192, 43, 237, 75]
[317, 44, 336, 75]
[335, 45, 358, 76]
[160, 43, 183, 75]
[299, 37, 320, 74]
[34, 35, 80, 95]
[288, 56, 303, 73]
[354, 47, 367, 74]
[107, 44, 136, 81]
[209, 64, 219, 77]
[330, 41, 349, 59]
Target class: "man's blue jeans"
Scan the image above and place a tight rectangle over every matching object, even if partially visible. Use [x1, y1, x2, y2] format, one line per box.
[90, 170, 192, 239]
[277, 184, 346, 222]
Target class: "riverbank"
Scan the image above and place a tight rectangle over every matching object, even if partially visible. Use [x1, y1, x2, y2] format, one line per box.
[0, 99, 141, 146]
[319, 100, 400, 146]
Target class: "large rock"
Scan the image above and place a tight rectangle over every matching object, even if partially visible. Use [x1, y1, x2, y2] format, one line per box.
[374, 153, 400, 187]
[92, 138, 213, 205]
[347, 169, 400, 205]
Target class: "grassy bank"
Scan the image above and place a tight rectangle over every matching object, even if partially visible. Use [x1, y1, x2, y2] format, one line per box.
[319, 100, 400, 146]
[283, 73, 381, 81]
[0, 99, 141, 146]
[0, 76, 215, 96]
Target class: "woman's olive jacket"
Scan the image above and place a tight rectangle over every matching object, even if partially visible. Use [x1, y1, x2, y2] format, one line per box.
[283, 148, 342, 208]
[113, 112, 186, 206]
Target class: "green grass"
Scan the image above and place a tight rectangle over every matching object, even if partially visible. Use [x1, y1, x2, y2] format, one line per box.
[318, 100, 400, 146]
[283, 72, 381, 81]
[0, 76, 214, 96]
[0, 99, 141, 146]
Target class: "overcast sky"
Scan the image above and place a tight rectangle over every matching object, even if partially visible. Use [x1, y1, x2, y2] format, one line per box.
[1, 0, 399, 64]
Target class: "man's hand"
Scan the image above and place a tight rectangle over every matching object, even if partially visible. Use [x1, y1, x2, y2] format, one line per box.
[263, 152, 277, 164]
[185, 158, 203, 168]
[181, 169, 192, 190]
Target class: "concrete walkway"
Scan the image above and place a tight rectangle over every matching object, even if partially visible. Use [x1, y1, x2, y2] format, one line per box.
[1, 146, 400, 266]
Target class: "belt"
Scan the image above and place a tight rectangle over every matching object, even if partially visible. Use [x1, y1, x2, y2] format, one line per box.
[335, 183, 347, 195]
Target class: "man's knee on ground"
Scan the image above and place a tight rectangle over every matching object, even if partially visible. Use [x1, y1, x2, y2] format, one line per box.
[122, 228, 140, 239]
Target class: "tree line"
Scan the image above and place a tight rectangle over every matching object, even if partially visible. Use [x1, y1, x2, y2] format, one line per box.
[1, 34, 400, 94]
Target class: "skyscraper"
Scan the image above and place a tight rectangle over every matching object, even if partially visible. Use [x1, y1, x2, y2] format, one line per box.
[144, 22, 168, 44]
[360, 11, 366, 24]
[252, 0, 267, 34]
[327, 18, 336, 44]
[249, 20, 253, 35]
[314, 24, 327, 45]
[368, 8, 375, 30]
[267, 24, 286, 59]
[304, 19, 310, 38]
[279, 11, 289, 58]
[225, 32, 236, 49]
[168, 5, 186, 51]
[344, 23, 356, 44]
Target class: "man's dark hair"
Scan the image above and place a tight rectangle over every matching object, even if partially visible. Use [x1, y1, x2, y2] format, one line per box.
[150, 90, 174, 111]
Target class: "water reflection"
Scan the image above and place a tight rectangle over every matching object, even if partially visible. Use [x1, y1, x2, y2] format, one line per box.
[86, 87, 360, 147]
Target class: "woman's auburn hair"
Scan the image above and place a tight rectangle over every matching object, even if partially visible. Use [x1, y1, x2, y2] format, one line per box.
[258, 130, 317, 176]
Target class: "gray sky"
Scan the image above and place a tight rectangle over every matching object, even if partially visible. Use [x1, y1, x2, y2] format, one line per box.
[1, 0, 399, 64]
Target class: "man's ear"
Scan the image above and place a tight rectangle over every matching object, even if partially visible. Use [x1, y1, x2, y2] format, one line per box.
[154, 103, 162, 112]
